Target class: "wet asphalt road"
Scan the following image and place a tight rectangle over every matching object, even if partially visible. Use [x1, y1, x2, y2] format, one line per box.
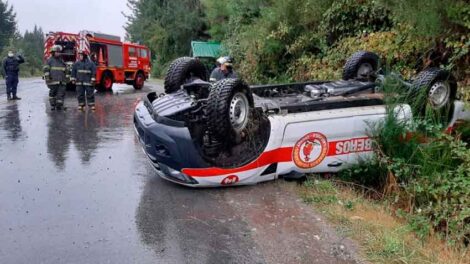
[0, 78, 360, 264]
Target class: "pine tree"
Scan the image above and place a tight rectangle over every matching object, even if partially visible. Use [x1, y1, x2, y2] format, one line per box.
[0, 0, 16, 53]
[17, 25, 45, 75]
[124, 0, 208, 74]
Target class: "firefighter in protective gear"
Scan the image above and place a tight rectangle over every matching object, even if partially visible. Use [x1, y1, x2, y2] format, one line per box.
[43, 45, 67, 110]
[71, 50, 97, 110]
[2, 50, 25, 100]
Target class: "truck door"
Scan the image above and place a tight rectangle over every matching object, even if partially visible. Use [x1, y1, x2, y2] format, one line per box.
[278, 111, 354, 175]
[138, 48, 150, 72]
[127, 46, 138, 69]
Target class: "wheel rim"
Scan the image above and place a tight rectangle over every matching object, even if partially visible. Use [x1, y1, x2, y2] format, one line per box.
[357, 63, 373, 78]
[428, 81, 450, 109]
[104, 76, 112, 89]
[229, 92, 250, 133]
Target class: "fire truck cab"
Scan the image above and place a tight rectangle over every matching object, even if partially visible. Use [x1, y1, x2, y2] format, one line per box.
[44, 30, 151, 91]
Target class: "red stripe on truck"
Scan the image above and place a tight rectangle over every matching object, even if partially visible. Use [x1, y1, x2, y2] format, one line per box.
[182, 137, 373, 177]
[182, 147, 292, 177]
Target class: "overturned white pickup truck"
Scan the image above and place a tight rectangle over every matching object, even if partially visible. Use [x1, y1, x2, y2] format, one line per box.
[134, 51, 469, 187]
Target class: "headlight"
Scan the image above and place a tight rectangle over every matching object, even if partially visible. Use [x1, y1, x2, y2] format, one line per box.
[159, 164, 198, 184]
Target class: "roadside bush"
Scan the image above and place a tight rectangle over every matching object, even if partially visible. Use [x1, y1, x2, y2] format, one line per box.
[288, 26, 431, 82]
[384, 124, 470, 246]
[220, 0, 397, 83]
[338, 75, 470, 246]
[320, 0, 393, 45]
[220, 0, 469, 86]
[220, 0, 334, 83]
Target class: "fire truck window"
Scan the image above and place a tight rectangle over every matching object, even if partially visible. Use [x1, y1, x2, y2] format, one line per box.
[140, 49, 148, 58]
[107, 45, 123, 67]
[129, 47, 137, 57]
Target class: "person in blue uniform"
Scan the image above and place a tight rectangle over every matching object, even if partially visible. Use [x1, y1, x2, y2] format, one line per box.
[2, 50, 25, 100]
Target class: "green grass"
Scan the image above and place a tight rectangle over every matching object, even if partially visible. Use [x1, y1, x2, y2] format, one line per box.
[298, 177, 469, 264]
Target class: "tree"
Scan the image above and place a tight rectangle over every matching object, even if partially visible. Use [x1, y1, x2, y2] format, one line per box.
[0, 0, 16, 53]
[124, 0, 208, 75]
[381, 0, 469, 37]
[16, 25, 45, 76]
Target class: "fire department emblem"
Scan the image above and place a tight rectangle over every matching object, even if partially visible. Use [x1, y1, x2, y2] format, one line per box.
[293, 132, 328, 169]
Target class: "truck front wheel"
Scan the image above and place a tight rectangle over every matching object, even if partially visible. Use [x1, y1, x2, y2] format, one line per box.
[100, 72, 113, 91]
[133, 72, 145, 90]
[206, 78, 254, 141]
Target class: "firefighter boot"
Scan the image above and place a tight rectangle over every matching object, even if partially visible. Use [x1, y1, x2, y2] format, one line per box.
[56, 104, 66, 111]
[56, 99, 67, 111]
[49, 96, 57, 110]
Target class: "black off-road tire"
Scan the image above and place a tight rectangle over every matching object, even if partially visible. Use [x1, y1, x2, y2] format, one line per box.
[411, 68, 457, 122]
[343, 51, 380, 81]
[164, 57, 207, 94]
[206, 78, 254, 141]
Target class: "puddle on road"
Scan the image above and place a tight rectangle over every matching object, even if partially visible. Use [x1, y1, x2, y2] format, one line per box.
[0, 103, 24, 143]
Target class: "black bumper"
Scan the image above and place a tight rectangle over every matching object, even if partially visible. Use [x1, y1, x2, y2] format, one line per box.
[133, 101, 208, 184]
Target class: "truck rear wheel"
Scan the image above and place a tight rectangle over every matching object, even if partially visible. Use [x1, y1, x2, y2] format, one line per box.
[133, 72, 145, 90]
[164, 57, 207, 94]
[343, 51, 380, 81]
[412, 68, 457, 123]
[100, 72, 113, 91]
[206, 79, 254, 141]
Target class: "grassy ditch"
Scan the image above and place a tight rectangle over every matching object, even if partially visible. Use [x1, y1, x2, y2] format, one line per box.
[300, 74, 470, 263]
[299, 178, 469, 263]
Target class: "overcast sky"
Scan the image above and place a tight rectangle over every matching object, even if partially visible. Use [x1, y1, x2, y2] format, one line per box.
[11, 0, 131, 39]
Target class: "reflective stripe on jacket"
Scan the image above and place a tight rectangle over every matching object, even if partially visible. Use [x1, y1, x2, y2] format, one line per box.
[44, 57, 67, 83]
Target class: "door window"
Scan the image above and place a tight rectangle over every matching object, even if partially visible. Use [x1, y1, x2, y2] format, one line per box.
[140, 49, 148, 58]
[128, 47, 137, 57]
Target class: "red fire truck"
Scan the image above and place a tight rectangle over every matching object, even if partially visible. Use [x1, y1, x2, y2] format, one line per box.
[44, 30, 151, 90]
